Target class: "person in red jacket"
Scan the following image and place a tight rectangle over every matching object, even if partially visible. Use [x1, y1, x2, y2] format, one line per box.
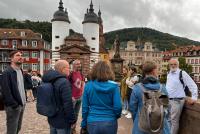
[69, 59, 85, 134]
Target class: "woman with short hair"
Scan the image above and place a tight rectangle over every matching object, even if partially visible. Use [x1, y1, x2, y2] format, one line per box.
[81, 61, 122, 134]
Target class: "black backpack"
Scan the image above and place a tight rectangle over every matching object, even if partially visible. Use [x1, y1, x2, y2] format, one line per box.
[36, 78, 60, 117]
[179, 70, 191, 96]
[138, 83, 168, 134]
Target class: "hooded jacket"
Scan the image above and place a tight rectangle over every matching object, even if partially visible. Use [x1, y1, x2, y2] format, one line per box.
[81, 80, 122, 128]
[42, 70, 75, 129]
[129, 76, 170, 134]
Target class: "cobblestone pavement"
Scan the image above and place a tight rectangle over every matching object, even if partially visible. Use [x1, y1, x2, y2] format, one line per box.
[0, 102, 133, 134]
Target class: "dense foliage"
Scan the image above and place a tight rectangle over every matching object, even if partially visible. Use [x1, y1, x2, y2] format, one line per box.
[104, 27, 200, 51]
[0, 18, 52, 42]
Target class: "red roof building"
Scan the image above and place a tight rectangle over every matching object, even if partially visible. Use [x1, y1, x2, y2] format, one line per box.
[162, 45, 200, 82]
[0, 28, 51, 74]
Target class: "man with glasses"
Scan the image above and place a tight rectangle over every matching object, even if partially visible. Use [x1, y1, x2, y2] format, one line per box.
[166, 58, 198, 134]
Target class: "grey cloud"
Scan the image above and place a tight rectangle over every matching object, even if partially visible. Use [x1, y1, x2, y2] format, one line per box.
[0, 0, 199, 41]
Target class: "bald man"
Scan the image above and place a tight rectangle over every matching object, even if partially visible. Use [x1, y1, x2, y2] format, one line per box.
[42, 60, 75, 134]
[166, 58, 198, 134]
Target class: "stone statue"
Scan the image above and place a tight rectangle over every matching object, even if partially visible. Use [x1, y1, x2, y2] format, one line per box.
[113, 35, 120, 59]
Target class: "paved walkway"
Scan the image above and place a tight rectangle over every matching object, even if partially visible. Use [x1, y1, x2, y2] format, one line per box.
[0, 102, 133, 134]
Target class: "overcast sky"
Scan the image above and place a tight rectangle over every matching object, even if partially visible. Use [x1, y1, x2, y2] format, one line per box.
[0, 0, 200, 41]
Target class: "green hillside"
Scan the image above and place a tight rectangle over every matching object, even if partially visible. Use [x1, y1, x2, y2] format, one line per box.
[104, 27, 200, 51]
[0, 18, 52, 42]
[0, 18, 200, 51]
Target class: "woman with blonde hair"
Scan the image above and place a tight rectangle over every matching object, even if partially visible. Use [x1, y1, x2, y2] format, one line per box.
[120, 66, 129, 115]
[81, 61, 122, 134]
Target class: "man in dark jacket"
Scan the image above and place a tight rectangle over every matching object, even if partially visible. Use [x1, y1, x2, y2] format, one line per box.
[2, 50, 26, 134]
[24, 69, 34, 102]
[42, 60, 75, 134]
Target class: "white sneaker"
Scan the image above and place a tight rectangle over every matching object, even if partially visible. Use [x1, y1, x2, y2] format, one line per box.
[125, 112, 132, 119]
[122, 110, 128, 115]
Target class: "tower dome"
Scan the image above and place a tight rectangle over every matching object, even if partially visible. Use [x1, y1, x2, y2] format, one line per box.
[51, 0, 70, 23]
[82, 0, 98, 24]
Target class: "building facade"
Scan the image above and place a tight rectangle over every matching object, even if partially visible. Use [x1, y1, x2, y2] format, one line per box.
[162, 45, 200, 83]
[60, 33, 91, 76]
[51, 0, 108, 72]
[109, 39, 162, 76]
[0, 28, 51, 74]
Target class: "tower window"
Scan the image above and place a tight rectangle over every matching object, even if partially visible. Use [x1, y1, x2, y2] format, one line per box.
[2, 40, 8, 46]
[91, 37, 96, 40]
[21, 31, 26, 37]
[55, 47, 59, 49]
[91, 48, 95, 51]
[55, 36, 60, 38]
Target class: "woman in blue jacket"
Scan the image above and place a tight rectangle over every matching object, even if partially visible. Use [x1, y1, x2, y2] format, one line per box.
[129, 61, 170, 134]
[81, 61, 122, 134]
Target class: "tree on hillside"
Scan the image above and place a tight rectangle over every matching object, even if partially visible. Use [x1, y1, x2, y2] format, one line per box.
[160, 57, 192, 84]
[178, 57, 192, 74]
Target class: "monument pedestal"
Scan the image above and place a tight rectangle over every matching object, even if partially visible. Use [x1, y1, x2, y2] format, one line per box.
[110, 58, 124, 82]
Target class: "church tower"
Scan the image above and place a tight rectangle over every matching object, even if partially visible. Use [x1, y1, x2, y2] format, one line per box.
[82, 0, 99, 67]
[51, 0, 70, 66]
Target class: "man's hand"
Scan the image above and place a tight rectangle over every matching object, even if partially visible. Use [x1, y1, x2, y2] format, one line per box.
[72, 97, 75, 102]
[186, 98, 197, 105]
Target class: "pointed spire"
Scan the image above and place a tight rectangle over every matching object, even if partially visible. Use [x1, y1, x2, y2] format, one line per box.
[58, 0, 64, 11]
[89, 0, 94, 12]
[98, 7, 101, 17]
[98, 5, 102, 24]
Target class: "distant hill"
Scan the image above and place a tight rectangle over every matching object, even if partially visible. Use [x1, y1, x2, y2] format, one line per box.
[1, 18, 200, 51]
[0, 18, 52, 42]
[104, 27, 200, 51]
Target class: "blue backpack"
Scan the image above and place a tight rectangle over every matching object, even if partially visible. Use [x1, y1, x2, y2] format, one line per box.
[36, 79, 59, 117]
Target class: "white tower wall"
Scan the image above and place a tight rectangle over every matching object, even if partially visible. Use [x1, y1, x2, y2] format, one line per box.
[83, 23, 99, 68]
[52, 21, 70, 66]
[83, 23, 99, 53]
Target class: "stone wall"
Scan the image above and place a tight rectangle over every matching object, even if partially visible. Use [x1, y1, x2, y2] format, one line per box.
[179, 101, 200, 134]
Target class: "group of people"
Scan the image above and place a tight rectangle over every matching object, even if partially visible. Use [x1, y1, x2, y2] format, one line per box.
[1, 50, 85, 134]
[120, 66, 140, 119]
[24, 69, 41, 102]
[0, 50, 199, 134]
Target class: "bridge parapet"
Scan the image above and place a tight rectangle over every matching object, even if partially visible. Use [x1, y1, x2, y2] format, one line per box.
[179, 100, 200, 134]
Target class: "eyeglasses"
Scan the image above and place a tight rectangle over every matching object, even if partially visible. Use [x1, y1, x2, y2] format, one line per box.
[169, 64, 177, 66]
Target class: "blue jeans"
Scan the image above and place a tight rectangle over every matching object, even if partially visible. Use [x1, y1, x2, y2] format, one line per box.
[123, 99, 128, 110]
[87, 120, 118, 134]
[5, 105, 25, 134]
[50, 125, 71, 134]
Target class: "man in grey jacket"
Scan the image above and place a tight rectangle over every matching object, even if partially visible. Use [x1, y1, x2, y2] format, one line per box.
[2, 50, 26, 134]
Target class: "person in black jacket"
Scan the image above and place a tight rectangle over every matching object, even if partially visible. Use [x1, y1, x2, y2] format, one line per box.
[1, 50, 26, 134]
[42, 60, 75, 134]
[24, 69, 34, 102]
